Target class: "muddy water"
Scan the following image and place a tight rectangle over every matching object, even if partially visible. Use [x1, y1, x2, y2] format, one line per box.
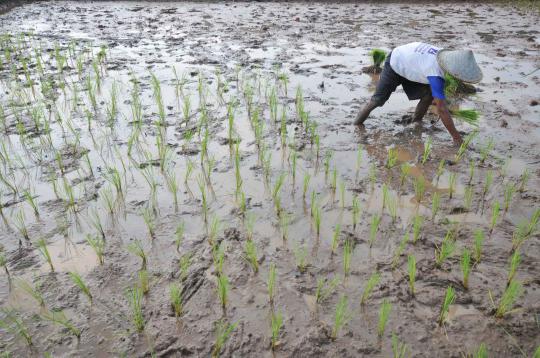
[0, 2, 539, 357]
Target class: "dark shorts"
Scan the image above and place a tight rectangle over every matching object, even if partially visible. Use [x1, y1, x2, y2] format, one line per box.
[371, 53, 432, 107]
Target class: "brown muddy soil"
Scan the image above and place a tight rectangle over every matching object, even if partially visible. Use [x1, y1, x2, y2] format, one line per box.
[0, 1, 539, 357]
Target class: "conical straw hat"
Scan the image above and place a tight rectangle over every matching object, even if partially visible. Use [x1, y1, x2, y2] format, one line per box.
[437, 49, 482, 83]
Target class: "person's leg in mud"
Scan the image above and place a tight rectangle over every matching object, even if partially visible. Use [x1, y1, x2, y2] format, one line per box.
[354, 54, 401, 125]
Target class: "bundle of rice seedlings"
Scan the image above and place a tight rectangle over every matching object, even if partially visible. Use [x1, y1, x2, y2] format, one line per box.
[370, 49, 387, 68]
[450, 109, 479, 127]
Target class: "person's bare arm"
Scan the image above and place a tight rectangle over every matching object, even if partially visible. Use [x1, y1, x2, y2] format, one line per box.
[434, 98, 463, 145]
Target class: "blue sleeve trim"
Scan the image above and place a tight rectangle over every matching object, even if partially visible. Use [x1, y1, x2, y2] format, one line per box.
[427, 76, 446, 100]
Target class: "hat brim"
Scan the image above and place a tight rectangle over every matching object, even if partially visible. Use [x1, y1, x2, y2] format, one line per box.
[437, 49, 483, 84]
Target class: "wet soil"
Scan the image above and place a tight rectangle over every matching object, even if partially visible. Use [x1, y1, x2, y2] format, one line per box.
[0, 1, 539, 357]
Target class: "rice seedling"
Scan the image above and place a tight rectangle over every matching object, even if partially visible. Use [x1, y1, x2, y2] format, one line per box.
[382, 184, 389, 212]
[279, 212, 290, 241]
[197, 177, 208, 224]
[315, 276, 340, 303]
[378, 299, 392, 338]
[23, 190, 39, 217]
[506, 250, 521, 284]
[413, 176, 426, 203]
[467, 160, 475, 185]
[330, 167, 337, 195]
[386, 147, 398, 168]
[479, 138, 494, 164]
[369, 163, 377, 191]
[472, 343, 488, 358]
[518, 168, 529, 193]
[385, 195, 398, 224]
[216, 274, 229, 310]
[391, 233, 409, 269]
[302, 173, 311, 201]
[464, 185, 474, 211]
[473, 229, 484, 263]
[169, 283, 183, 317]
[208, 216, 221, 245]
[360, 271, 381, 305]
[370, 49, 387, 68]
[448, 172, 457, 199]
[294, 244, 308, 273]
[313, 204, 322, 237]
[106, 81, 118, 125]
[244, 240, 259, 273]
[13, 210, 30, 244]
[212, 242, 225, 275]
[503, 182, 516, 212]
[183, 95, 191, 124]
[331, 295, 351, 340]
[212, 320, 236, 358]
[454, 130, 478, 162]
[399, 163, 411, 190]
[422, 136, 432, 164]
[88, 209, 105, 239]
[40, 311, 81, 341]
[41, 309, 81, 340]
[352, 195, 360, 230]
[343, 239, 352, 278]
[16, 279, 45, 308]
[179, 253, 191, 282]
[0, 252, 9, 280]
[391, 333, 409, 358]
[140, 207, 156, 238]
[489, 201, 500, 235]
[0, 309, 33, 347]
[494, 280, 523, 318]
[323, 150, 332, 179]
[339, 180, 346, 209]
[36, 238, 54, 272]
[172, 222, 185, 254]
[412, 214, 423, 244]
[127, 240, 147, 270]
[369, 214, 381, 248]
[267, 262, 276, 304]
[126, 287, 145, 332]
[438, 286, 456, 326]
[356, 146, 364, 173]
[331, 223, 341, 254]
[68, 271, 92, 303]
[270, 311, 283, 350]
[165, 170, 180, 210]
[481, 170, 493, 211]
[461, 248, 471, 290]
[86, 234, 105, 265]
[407, 254, 416, 296]
[431, 192, 441, 220]
[435, 230, 456, 267]
[138, 270, 150, 295]
[150, 72, 166, 126]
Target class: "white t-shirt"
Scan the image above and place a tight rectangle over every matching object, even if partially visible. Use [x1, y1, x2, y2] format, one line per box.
[389, 42, 445, 84]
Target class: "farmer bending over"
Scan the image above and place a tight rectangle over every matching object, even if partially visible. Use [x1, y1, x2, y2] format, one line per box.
[354, 42, 482, 145]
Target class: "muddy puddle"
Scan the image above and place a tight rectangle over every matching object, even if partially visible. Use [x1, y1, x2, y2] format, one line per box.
[0, 1, 539, 357]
